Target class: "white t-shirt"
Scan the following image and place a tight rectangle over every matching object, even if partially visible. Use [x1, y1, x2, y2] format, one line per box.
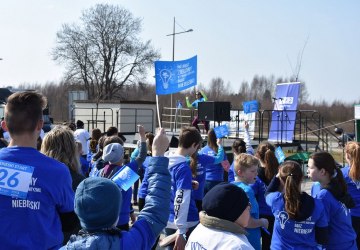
[186, 223, 254, 250]
[74, 128, 90, 155]
[3, 129, 45, 142]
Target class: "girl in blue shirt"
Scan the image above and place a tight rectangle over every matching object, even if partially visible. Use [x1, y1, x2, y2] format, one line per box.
[189, 139, 225, 212]
[308, 151, 357, 250]
[343, 141, 360, 248]
[252, 142, 279, 250]
[266, 161, 328, 250]
[200, 129, 227, 194]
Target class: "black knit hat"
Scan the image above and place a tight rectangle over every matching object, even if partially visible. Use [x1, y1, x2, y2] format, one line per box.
[202, 182, 249, 222]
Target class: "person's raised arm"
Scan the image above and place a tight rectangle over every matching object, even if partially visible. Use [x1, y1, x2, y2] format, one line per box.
[185, 96, 192, 108]
[243, 121, 254, 155]
[134, 125, 147, 168]
[130, 147, 139, 162]
[137, 128, 171, 235]
[123, 128, 171, 249]
[200, 91, 208, 101]
[212, 138, 225, 164]
[265, 174, 281, 196]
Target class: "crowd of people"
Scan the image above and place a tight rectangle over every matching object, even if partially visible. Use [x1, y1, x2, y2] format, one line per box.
[1, 90, 360, 250]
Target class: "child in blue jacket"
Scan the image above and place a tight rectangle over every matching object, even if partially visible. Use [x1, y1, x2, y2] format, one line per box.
[232, 153, 269, 250]
[165, 126, 203, 250]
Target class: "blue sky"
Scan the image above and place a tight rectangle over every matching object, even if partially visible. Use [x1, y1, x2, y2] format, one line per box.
[0, 0, 359, 103]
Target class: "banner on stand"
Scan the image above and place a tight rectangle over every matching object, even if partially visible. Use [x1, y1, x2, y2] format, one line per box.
[268, 82, 300, 143]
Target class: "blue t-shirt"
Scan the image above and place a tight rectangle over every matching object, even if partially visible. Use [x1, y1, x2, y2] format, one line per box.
[0, 147, 74, 249]
[118, 161, 138, 225]
[118, 187, 133, 225]
[199, 145, 226, 182]
[228, 162, 236, 183]
[311, 182, 357, 250]
[80, 156, 89, 176]
[168, 161, 199, 223]
[138, 156, 151, 199]
[233, 181, 261, 250]
[191, 97, 205, 109]
[266, 191, 327, 250]
[193, 154, 216, 201]
[342, 165, 360, 217]
[251, 176, 272, 216]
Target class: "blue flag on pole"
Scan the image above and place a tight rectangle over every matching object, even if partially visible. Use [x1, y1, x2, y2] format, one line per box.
[111, 166, 140, 191]
[243, 100, 259, 114]
[155, 56, 197, 95]
[214, 124, 229, 138]
[275, 146, 286, 163]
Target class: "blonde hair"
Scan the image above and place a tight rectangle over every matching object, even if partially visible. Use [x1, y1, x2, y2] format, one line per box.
[234, 153, 259, 175]
[41, 125, 81, 173]
[346, 141, 360, 181]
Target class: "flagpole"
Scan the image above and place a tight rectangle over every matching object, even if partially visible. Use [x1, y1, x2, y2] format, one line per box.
[156, 95, 162, 128]
[167, 17, 193, 132]
[170, 17, 175, 132]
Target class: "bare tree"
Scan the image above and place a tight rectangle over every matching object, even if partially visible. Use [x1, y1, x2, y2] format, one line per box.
[238, 81, 250, 100]
[208, 77, 228, 100]
[52, 4, 160, 102]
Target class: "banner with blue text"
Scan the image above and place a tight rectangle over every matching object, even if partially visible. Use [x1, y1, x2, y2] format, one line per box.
[155, 56, 197, 95]
[268, 82, 300, 143]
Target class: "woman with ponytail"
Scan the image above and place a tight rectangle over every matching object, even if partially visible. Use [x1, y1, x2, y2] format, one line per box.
[266, 161, 328, 249]
[308, 151, 356, 250]
[342, 141, 360, 248]
[252, 142, 279, 249]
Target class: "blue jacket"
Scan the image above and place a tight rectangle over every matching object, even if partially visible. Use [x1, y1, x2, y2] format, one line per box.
[62, 156, 171, 250]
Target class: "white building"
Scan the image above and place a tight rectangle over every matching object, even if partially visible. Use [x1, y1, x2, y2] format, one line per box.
[72, 100, 156, 134]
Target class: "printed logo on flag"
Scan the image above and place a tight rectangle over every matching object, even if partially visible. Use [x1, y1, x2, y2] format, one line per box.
[275, 146, 286, 163]
[243, 100, 259, 114]
[155, 56, 197, 95]
[111, 166, 140, 191]
[214, 124, 229, 138]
